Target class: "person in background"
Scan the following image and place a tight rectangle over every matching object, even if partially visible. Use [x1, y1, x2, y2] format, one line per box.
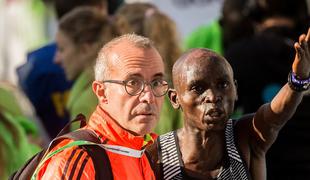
[36, 33, 167, 179]
[225, 0, 310, 178]
[16, 0, 122, 139]
[0, 110, 40, 180]
[115, 2, 183, 134]
[184, 0, 255, 55]
[54, 7, 118, 124]
[0, 81, 42, 179]
[147, 27, 310, 179]
[184, 0, 257, 118]
[225, 0, 309, 115]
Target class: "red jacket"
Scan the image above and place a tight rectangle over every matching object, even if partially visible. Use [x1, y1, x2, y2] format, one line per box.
[37, 106, 157, 180]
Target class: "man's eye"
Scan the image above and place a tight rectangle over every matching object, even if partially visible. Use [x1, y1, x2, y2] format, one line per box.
[191, 85, 204, 94]
[218, 81, 229, 89]
[152, 81, 160, 87]
[151, 80, 165, 87]
[126, 79, 141, 87]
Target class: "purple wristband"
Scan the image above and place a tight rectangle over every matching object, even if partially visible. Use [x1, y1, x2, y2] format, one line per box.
[288, 71, 310, 92]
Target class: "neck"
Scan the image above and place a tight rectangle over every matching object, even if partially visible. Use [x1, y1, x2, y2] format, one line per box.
[177, 126, 226, 177]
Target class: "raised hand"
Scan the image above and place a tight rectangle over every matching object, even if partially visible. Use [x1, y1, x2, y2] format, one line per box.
[292, 27, 310, 79]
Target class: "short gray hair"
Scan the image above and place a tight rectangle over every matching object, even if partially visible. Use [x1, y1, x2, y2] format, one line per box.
[94, 33, 154, 81]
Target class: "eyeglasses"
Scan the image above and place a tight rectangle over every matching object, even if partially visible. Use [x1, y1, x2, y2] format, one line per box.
[102, 78, 169, 97]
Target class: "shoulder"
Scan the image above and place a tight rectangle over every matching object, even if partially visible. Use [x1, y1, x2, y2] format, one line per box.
[234, 113, 268, 165]
[37, 139, 95, 180]
[149, 131, 179, 166]
[233, 114, 255, 165]
[68, 77, 96, 119]
[234, 114, 255, 145]
[27, 43, 56, 63]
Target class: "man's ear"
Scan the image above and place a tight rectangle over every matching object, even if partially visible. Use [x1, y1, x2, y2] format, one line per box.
[92, 81, 108, 104]
[168, 88, 181, 109]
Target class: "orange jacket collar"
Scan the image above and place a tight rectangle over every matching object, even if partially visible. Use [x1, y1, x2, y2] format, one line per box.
[87, 106, 157, 150]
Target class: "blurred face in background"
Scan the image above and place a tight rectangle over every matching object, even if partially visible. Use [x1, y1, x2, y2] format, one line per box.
[55, 30, 89, 81]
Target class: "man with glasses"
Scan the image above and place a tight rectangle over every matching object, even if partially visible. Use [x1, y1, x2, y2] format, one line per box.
[36, 34, 168, 179]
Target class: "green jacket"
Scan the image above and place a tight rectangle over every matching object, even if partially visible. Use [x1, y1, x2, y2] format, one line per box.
[0, 84, 40, 179]
[67, 69, 97, 121]
[185, 20, 223, 55]
[154, 95, 183, 135]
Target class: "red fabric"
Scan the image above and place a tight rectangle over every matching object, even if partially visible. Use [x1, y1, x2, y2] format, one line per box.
[37, 106, 157, 180]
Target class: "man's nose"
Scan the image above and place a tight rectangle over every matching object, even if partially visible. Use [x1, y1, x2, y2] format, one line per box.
[139, 84, 155, 103]
[204, 89, 222, 103]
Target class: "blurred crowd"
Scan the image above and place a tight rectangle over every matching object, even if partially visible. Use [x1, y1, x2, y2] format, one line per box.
[0, 0, 309, 179]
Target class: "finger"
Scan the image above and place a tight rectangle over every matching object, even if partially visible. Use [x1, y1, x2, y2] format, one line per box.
[294, 42, 304, 59]
[306, 27, 310, 42]
[294, 42, 300, 51]
[294, 42, 300, 59]
[300, 37, 308, 50]
[306, 28, 310, 51]
[299, 34, 306, 44]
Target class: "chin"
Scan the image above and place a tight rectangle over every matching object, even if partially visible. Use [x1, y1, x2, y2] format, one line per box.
[199, 122, 226, 131]
[130, 116, 157, 134]
[133, 127, 153, 136]
[135, 115, 157, 125]
[208, 124, 226, 131]
[137, 123, 156, 135]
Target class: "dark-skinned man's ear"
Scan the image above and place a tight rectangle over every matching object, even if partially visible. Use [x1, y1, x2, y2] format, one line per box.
[168, 88, 181, 109]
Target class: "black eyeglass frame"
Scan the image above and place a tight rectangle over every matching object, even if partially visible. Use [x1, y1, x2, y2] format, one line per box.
[102, 79, 169, 97]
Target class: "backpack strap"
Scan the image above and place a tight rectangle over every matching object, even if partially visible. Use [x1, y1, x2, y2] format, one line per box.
[31, 128, 113, 180]
[9, 114, 87, 180]
[82, 145, 113, 180]
[56, 128, 113, 179]
[144, 150, 156, 172]
[55, 113, 87, 137]
[9, 148, 47, 180]
[10, 114, 113, 180]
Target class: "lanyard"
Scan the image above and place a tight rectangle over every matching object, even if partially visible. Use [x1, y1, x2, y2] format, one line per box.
[100, 144, 145, 158]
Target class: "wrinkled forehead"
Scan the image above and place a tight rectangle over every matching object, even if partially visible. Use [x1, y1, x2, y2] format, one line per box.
[185, 54, 230, 74]
[108, 41, 164, 77]
[174, 49, 234, 88]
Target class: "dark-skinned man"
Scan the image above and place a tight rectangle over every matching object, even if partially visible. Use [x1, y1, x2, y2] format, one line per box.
[147, 28, 310, 180]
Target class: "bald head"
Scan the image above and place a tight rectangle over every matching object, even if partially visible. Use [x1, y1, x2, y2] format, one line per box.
[172, 48, 234, 91]
[94, 34, 158, 81]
